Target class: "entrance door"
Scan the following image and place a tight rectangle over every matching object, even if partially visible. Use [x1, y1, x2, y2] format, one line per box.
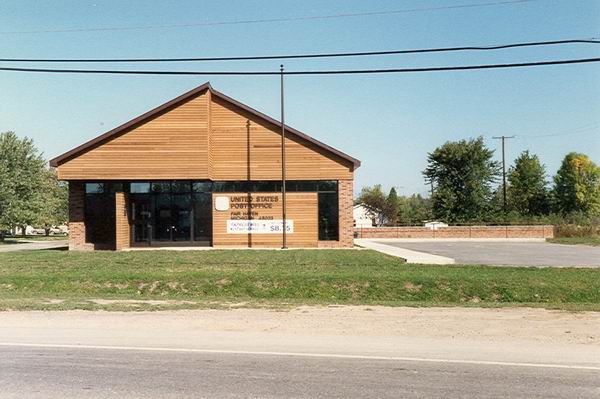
[171, 194, 191, 241]
[131, 194, 152, 244]
[130, 182, 211, 247]
[153, 194, 173, 242]
[151, 194, 193, 243]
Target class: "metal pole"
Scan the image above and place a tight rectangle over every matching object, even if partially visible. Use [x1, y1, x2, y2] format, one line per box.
[501, 137, 506, 213]
[492, 135, 515, 213]
[280, 64, 287, 249]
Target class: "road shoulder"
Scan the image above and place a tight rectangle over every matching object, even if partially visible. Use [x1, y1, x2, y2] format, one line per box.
[1, 306, 598, 368]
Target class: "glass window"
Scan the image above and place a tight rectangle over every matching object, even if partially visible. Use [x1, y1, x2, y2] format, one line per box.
[152, 194, 172, 241]
[253, 181, 281, 192]
[172, 181, 191, 193]
[318, 192, 339, 240]
[85, 193, 115, 244]
[85, 183, 105, 194]
[318, 181, 338, 193]
[130, 182, 150, 193]
[151, 181, 171, 193]
[287, 181, 317, 192]
[213, 181, 249, 192]
[193, 193, 212, 241]
[172, 194, 191, 241]
[131, 194, 152, 243]
[192, 181, 212, 193]
[106, 182, 124, 193]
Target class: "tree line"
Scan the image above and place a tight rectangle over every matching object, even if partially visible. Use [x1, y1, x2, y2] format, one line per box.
[358, 137, 600, 226]
[0, 131, 68, 240]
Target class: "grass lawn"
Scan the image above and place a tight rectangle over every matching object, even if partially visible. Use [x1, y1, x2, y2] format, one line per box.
[0, 249, 598, 311]
[547, 237, 600, 247]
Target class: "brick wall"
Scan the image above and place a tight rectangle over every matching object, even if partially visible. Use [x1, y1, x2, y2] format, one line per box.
[68, 182, 94, 250]
[318, 179, 354, 248]
[115, 192, 131, 250]
[355, 225, 554, 239]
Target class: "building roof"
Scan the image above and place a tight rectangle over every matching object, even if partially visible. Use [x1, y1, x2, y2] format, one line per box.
[49, 82, 360, 168]
[353, 203, 383, 214]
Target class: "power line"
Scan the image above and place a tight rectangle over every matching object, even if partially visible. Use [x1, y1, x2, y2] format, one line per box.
[1, 57, 599, 76]
[517, 122, 600, 138]
[0, 0, 538, 34]
[2, 38, 599, 63]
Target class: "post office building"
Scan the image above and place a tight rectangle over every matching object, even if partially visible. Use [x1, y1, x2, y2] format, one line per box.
[49, 83, 360, 250]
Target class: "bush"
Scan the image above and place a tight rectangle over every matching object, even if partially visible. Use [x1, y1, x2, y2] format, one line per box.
[555, 224, 599, 238]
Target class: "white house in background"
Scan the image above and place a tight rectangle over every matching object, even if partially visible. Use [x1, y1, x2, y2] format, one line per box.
[12, 225, 69, 236]
[424, 221, 448, 230]
[353, 204, 386, 227]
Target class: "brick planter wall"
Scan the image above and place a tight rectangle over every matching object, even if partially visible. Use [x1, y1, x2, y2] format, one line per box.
[355, 225, 554, 239]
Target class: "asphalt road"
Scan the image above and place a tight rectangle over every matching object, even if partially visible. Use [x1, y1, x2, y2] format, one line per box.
[377, 241, 600, 267]
[0, 240, 68, 252]
[1, 345, 599, 399]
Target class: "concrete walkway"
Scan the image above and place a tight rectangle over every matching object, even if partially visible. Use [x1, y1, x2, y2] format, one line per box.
[0, 240, 68, 252]
[354, 239, 455, 264]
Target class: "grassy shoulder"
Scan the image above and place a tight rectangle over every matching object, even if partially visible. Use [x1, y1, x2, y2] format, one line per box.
[0, 249, 598, 311]
[547, 237, 600, 247]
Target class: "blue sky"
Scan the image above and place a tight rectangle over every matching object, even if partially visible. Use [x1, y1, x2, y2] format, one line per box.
[1, 0, 599, 196]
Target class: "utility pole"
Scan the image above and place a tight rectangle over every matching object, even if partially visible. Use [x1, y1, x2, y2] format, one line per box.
[492, 135, 515, 213]
[280, 64, 287, 249]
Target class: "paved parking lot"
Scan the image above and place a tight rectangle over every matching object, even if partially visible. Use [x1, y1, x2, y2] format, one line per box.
[376, 240, 600, 267]
[0, 240, 68, 252]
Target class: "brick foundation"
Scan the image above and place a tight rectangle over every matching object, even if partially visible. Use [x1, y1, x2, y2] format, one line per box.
[354, 225, 555, 239]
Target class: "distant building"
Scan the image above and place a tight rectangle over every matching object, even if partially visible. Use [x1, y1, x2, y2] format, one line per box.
[12, 225, 68, 236]
[424, 221, 448, 230]
[353, 204, 386, 227]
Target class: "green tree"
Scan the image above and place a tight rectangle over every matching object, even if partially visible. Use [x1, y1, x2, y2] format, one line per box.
[398, 194, 433, 225]
[356, 185, 399, 225]
[0, 131, 48, 238]
[507, 151, 550, 216]
[386, 187, 400, 225]
[356, 184, 386, 211]
[423, 137, 500, 222]
[553, 152, 600, 215]
[38, 170, 69, 235]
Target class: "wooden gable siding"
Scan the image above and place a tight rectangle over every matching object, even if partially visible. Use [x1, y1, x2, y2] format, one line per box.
[56, 89, 354, 181]
[57, 92, 210, 180]
[209, 95, 353, 180]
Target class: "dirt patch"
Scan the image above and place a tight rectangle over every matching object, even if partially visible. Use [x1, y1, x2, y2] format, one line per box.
[403, 282, 422, 292]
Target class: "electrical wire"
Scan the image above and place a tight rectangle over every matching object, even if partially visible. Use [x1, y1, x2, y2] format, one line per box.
[0, 0, 538, 34]
[517, 122, 600, 139]
[1, 57, 599, 75]
[2, 38, 598, 63]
